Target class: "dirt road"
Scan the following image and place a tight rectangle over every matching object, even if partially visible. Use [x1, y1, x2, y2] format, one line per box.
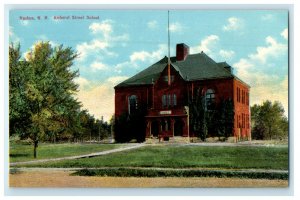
[9, 169, 288, 188]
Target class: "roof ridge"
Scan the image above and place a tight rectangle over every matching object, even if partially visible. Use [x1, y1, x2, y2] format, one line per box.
[115, 52, 248, 88]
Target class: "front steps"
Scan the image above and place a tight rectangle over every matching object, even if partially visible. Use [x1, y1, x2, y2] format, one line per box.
[145, 136, 194, 144]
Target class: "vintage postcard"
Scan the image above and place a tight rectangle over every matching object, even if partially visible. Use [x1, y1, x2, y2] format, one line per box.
[8, 8, 289, 190]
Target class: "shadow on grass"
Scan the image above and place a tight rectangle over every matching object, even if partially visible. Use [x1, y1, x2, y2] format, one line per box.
[9, 168, 21, 174]
[9, 153, 30, 158]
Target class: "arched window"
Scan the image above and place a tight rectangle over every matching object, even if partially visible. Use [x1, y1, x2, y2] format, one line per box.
[205, 89, 215, 110]
[128, 95, 138, 114]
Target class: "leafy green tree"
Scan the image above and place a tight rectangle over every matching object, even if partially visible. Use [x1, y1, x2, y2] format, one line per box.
[251, 100, 288, 140]
[9, 44, 32, 138]
[72, 109, 90, 142]
[9, 42, 81, 158]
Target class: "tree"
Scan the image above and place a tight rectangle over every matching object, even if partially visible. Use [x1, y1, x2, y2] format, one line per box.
[9, 42, 81, 158]
[114, 107, 146, 143]
[251, 100, 288, 140]
[189, 88, 208, 141]
[9, 44, 32, 138]
[189, 87, 234, 141]
[216, 99, 234, 139]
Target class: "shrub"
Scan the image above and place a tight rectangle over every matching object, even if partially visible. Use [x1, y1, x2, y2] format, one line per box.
[72, 168, 288, 180]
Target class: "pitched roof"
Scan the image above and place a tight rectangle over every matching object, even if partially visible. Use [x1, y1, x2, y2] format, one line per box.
[115, 52, 249, 88]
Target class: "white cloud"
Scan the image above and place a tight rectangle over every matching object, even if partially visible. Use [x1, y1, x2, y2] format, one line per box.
[75, 76, 128, 121]
[74, 77, 90, 90]
[169, 22, 184, 33]
[233, 33, 288, 116]
[281, 28, 288, 40]
[107, 76, 129, 85]
[76, 40, 110, 61]
[233, 63, 288, 116]
[249, 36, 287, 64]
[130, 51, 151, 62]
[219, 49, 235, 60]
[248, 74, 288, 115]
[115, 44, 167, 73]
[130, 44, 167, 63]
[91, 61, 109, 71]
[114, 61, 131, 73]
[223, 17, 243, 31]
[89, 20, 113, 36]
[190, 35, 219, 55]
[147, 20, 158, 29]
[76, 19, 129, 62]
[233, 58, 253, 74]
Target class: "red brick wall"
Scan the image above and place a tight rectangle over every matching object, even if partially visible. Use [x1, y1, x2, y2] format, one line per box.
[115, 85, 152, 118]
[233, 79, 251, 140]
[153, 65, 187, 109]
[189, 78, 234, 103]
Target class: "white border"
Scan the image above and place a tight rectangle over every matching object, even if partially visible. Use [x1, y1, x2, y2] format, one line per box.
[1, 1, 298, 199]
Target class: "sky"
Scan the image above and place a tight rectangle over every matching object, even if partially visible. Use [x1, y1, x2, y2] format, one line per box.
[9, 10, 288, 121]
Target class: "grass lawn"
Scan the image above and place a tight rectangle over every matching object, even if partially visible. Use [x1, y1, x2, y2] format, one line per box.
[15, 144, 289, 170]
[9, 142, 127, 162]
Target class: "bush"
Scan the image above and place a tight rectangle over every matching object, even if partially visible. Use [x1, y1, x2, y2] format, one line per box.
[114, 109, 146, 143]
[72, 168, 288, 180]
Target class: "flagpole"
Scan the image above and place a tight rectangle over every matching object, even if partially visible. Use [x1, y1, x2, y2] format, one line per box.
[168, 10, 171, 86]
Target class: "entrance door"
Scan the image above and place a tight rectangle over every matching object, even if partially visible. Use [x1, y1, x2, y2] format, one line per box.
[151, 121, 159, 137]
[174, 119, 184, 136]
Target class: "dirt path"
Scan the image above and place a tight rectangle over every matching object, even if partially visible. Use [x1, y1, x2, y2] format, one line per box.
[9, 169, 288, 188]
[10, 143, 145, 167]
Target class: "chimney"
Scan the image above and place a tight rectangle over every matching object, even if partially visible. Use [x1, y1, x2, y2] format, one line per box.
[176, 43, 189, 61]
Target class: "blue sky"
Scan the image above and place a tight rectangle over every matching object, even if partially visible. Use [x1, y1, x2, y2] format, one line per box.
[9, 10, 288, 121]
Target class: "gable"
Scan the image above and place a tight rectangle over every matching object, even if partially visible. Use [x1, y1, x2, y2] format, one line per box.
[155, 63, 185, 86]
